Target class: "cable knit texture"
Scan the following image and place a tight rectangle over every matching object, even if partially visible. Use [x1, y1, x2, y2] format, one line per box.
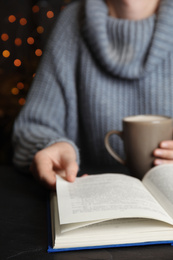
[13, 0, 173, 172]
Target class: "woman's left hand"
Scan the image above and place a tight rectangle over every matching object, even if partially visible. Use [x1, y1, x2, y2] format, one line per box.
[153, 140, 173, 165]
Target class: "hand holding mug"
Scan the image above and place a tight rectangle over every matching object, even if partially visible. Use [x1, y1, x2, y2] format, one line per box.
[105, 115, 173, 179]
[154, 140, 173, 165]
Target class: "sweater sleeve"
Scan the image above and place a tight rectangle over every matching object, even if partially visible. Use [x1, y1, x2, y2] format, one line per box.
[12, 3, 81, 170]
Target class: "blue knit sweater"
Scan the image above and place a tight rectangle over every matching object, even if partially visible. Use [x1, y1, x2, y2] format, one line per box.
[13, 0, 173, 173]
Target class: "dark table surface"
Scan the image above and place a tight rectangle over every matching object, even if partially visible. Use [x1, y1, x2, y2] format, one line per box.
[0, 165, 173, 260]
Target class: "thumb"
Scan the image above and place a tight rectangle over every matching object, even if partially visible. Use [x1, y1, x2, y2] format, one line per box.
[65, 161, 79, 182]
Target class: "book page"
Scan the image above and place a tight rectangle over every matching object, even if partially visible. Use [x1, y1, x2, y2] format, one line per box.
[51, 191, 110, 233]
[56, 173, 173, 225]
[142, 164, 173, 219]
[55, 217, 173, 249]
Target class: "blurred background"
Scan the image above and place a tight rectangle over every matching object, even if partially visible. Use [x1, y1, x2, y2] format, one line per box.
[0, 0, 76, 165]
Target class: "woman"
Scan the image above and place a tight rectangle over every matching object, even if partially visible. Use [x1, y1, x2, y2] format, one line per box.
[13, 0, 173, 189]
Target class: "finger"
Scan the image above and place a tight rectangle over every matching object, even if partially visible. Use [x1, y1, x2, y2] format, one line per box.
[160, 141, 173, 149]
[65, 161, 79, 182]
[153, 148, 173, 160]
[31, 156, 56, 190]
[38, 169, 56, 190]
[81, 174, 88, 177]
[154, 158, 173, 166]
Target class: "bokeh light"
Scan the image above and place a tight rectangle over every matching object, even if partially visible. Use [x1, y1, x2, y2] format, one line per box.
[14, 38, 22, 46]
[35, 49, 42, 56]
[18, 98, 26, 105]
[1, 33, 9, 41]
[8, 15, 16, 23]
[19, 18, 27, 26]
[14, 59, 22, 67]
[27, 37, 34, 45]
[32, 5, 40, 13]
[37, 26, 44, 34]
[47, 11, 54, 19]
[17, 82, 24, 89]
[2, 50, 10, 58]
[11, 87, 19, 95]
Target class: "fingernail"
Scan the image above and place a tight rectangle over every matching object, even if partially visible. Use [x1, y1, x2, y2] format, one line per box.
[155, 159, 163, 165]
[161, 142, 168, 148]
[154, 150, 162, 156]
[67, 174, 75, 182]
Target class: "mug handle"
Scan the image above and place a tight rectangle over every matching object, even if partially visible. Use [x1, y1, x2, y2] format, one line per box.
[104, 130, 126, 165]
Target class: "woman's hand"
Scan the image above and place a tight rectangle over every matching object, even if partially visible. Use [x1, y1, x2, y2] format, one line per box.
[153, 140, 173, 166]
[30, 142, 79, 190]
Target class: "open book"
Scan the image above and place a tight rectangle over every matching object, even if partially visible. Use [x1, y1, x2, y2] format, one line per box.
[48, 164, 173, 252]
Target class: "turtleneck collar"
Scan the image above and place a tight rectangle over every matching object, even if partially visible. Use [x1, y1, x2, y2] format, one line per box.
[82, 0, 173, 79]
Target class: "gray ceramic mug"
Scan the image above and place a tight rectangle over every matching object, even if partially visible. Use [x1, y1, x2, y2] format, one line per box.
[105, 115, 173, 179]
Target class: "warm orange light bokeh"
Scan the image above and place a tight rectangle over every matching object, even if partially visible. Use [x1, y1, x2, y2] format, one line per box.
[47, 11, 54, 19]
[37, 26, 44, 34]
[14, 59, 22, 67]
[2, 50, 10, 58]
[32, 5, 40, 13]
[11, 88, 19, 95]
[17, 82, 24, 89]
[35, 49, 42, 56]
[8, 15, 16, 23]
[19, 98, 26, 105]
[27, 37, 35, 45]
[14, 38, 22, 46]
[20, 18, 27, 26]
[1, 33, 9, 41]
